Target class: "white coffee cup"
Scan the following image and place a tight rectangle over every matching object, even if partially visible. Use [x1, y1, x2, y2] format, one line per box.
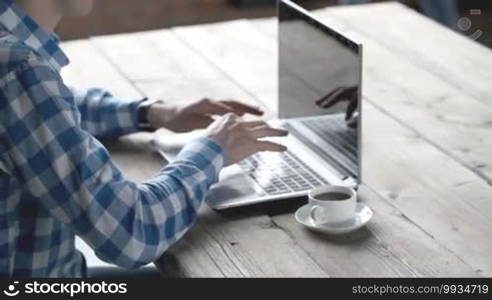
[309, 185, 357, 225]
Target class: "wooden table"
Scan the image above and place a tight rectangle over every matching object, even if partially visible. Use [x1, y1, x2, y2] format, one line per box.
[62, 3, 492, 277]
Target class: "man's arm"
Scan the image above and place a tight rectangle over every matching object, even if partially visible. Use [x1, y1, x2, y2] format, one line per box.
[9, 56, 225, 269]
[70, 87, 145, 139]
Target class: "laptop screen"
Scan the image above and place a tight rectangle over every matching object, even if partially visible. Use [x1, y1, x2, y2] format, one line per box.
[279, 0, 362, 181]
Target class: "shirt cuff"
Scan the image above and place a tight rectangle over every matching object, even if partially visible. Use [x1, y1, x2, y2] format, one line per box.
[100, 96, 148, 136]
[174, 137, 227, 186]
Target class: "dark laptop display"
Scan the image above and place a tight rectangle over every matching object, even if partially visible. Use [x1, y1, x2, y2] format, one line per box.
[279, 0, 362, 181]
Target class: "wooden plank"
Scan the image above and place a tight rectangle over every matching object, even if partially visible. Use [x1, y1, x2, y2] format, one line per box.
[173, 20, 279, 116]
[312, 4, 492, 184]
[90, 31, 272, 118]
[181, 18, 492, 275]
[91, 30, 328, 277]
[159, 204, 328, 277]
[361, 104, 492, 276]
[192, 205, 327, 277]
[249, 18, 277, 39]
[61, 40, 142, 99]
[322, 3, 492, 105]
[268, 184, 479, 277]
[156, 223, 239, 278]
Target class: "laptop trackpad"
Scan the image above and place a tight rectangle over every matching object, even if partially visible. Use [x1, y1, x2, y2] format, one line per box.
[206, 166, 261, 209]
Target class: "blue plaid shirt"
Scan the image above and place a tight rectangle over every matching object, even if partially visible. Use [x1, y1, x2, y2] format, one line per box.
[0, 0, 225, 277]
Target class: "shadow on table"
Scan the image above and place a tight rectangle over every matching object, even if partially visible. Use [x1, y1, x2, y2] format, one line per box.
[210, 195, 307, 219]
[303, 225, 373, 245]
[213, 196, 373, 245]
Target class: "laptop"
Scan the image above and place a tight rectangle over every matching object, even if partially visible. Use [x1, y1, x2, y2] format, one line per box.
[156, 0, 363, 210]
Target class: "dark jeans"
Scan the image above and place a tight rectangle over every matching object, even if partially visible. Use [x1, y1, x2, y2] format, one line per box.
[80, 250, 161, 278]
[88, 266, 161, 278]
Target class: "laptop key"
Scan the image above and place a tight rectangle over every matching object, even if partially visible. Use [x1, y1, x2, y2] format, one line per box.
[264, 186, 279, 194]
[292, 185, 311, 192]
[239, 151, 329, 195]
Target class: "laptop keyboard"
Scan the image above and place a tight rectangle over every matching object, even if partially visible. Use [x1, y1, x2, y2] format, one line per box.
[301, 117, 357, 160]
[237, 151, 328, 196]
[300, 117, 358, 178]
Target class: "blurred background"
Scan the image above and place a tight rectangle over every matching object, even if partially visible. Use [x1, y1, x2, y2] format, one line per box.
[57, 0, 492, 48]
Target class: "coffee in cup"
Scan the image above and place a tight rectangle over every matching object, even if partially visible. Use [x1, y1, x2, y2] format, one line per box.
[313, 192, 351, 201]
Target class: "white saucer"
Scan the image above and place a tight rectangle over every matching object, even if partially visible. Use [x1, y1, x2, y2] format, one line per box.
[295, 203, 373, 235]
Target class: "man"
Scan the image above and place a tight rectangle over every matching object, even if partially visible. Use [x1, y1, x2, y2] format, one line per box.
[0, 0, 287, 277]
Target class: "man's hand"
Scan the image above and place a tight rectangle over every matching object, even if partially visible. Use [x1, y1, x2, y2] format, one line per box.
[315, 86, 358, 127]
[206, 113, 288, 166]
[147, 98, 264, 133]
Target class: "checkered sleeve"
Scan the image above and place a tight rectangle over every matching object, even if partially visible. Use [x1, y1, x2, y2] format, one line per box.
[9, 55, 226, 269]
[70, 87, 144, 138]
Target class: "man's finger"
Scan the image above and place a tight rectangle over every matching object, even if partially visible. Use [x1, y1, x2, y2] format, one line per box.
[255, 141, 288, 152]
[241, 120, 268, 128]
[220, 100, 264, 116]
[187, 115, 214, 130]
[315, 87, 342, 106]
[319, 88, 346, 108]
[196, 99, 244, 116]
[249, 126, 288, 139]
